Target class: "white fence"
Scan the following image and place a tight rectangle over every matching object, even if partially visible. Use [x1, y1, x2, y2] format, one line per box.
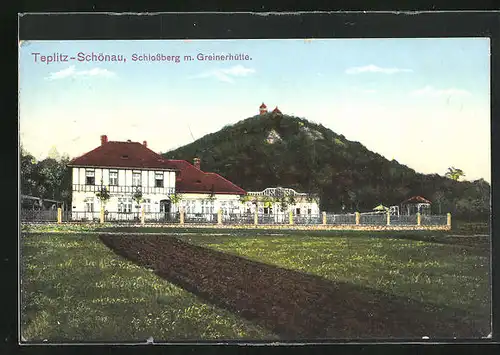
[21, 209, 451, 227]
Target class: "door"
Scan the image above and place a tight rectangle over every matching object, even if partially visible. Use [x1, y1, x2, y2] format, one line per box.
[160, 199, 171, 220]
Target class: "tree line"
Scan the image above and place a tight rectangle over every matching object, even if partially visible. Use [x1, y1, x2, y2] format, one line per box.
[20, 146, 72, 209]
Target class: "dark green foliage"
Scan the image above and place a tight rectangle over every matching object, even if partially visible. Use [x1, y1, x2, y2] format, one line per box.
[20, 146, 72, 207]
[163, 114, 490, 220]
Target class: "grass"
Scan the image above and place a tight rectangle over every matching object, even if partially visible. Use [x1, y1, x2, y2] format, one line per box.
[20, 223, 491, 341]
[20, 232, 278, 342]
[176, 233, 491, 322]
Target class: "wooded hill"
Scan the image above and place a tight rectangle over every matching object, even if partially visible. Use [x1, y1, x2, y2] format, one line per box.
[163, 112, 490, 220]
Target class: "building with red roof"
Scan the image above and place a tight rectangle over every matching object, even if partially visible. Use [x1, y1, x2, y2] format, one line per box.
[259, 102, 268, 115]
[272, 106, 282, 115]
[67, 135, 246, 221]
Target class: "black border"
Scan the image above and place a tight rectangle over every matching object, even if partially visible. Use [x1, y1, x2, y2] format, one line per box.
[9, 10, 500, 355]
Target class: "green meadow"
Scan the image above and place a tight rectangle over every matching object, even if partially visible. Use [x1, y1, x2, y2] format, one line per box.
[177, 233, 490, 320]
[20, 225, 490, 341]
[20, 233, 278, 342]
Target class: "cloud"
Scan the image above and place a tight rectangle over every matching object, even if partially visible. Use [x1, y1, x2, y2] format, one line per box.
[345, 64, 413, 74]
[191, 64, 256, 83]
[410, 85, 471, 97]
[46, 66, 116, 80]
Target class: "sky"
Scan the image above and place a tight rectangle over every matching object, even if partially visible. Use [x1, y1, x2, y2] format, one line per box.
[19, 38, 490, 182]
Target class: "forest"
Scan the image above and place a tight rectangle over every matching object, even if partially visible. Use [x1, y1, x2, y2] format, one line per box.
[164, 112, 490, 221]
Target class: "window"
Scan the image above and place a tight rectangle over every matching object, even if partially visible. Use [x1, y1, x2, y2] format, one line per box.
[85, 202, 94, 212]
[155, 172, 164, 188]
[86, 169, 95, 185]
[132, 172, 141, 187]
[118, 198, 132, 213]
[296, 208, 301, 215]
[308, 208, 312, 215]
[84, 198, 94, 212]
[109, 170, 118, 186]
[144, 198, 151, 212]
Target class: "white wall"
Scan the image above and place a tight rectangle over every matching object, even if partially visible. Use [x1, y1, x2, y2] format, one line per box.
[102, 168, 109, 186]
[118, 170, 126, 186]
[125, 170, 132, 186]
[79, 168, 85, 185]
[72, 167, 79, 185]
[95, 168, 102, 185]
[147, 170, 154, 188]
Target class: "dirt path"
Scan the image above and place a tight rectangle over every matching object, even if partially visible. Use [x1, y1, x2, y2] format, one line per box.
[99, 234, 488, 340]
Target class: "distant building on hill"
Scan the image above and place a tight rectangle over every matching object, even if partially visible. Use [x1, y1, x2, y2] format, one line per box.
[259, 102, 268, 115]
[272, 106, 282, 115]
[259, 102, 283, 116]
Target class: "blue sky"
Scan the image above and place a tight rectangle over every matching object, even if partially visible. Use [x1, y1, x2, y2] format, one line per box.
[19, 38, 490, 182]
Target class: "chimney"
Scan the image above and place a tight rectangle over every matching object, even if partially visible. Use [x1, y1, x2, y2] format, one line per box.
[127, 139, 132, 143]
[100, 135, 108, 145]
[143, 140, 147, 147]
[193, 157, 201, 170]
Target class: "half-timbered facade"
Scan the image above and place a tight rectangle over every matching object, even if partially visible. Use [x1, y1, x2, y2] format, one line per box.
[67, 135, 246, 221]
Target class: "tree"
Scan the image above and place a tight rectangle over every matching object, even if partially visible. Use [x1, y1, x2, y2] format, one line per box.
[169, 193, 183, 212]
[445, 167, 465, 181]
[432, 191, 446, 214]
[132, 187, 143, 219]
[276, 194, 289, 213]
[95, 179, 111, 220]
[347, 190, 359, 212]
[207, 185, 216, 202]
[48, 146, 61, 161]
[239, 194, 251, 204]
[20, 147, 38, 196]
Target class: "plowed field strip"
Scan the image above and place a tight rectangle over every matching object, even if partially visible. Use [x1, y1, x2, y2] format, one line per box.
[99, 234, 486, 339]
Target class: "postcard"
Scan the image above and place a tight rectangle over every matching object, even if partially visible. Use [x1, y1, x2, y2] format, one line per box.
[19, 35, 492, 343]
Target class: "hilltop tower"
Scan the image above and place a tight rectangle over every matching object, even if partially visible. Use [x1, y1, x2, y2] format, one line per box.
[272, 106, 282, 116]
[259, 103, 268, 115]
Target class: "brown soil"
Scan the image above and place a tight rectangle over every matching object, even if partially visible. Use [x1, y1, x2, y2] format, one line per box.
[99, 234, 489, 340]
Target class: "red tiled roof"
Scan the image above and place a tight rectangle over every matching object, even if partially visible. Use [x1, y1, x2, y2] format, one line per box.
[163, 160, 246, 195]
[68, 140, 246, 195]
[272, 106, 282, 114]
[68, 141, 172, 169]
[260, 103, 267, 109]
[401, 196, 432, 204]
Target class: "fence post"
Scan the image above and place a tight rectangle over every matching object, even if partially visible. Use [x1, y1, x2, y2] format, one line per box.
[355, 212, 360, 225]
[417, 212, 421, 226]
[180, 207, 184, 225]
[254, 209, 258, 225]
[386, 211, 391, 226]
[217, 208, 222, 225]
[447, 213, 452, 228]
[141, 206, 145, 225]
[100, 207, 104, 224]
[322, 211, 326, 225]
[289, 210, 294, 225]
[57, 208, 62, 224]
